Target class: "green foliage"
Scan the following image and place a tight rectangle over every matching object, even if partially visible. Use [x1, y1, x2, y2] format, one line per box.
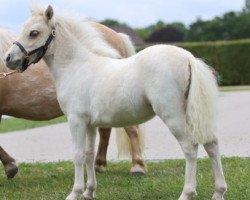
[245, 0, 250, 12]
[100, 19, 128, 28]
[136, 20, 166, 40]
[100, 2, 250, 43]
[186, 11, 250, 41]
[0, 158, 249, 200]
[170, 22, 188, 39]
[179, 39, 250, 85]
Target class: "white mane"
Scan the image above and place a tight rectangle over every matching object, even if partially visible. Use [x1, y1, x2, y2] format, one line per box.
[0, 28, 17, 70]
[30, 5, 121, 59]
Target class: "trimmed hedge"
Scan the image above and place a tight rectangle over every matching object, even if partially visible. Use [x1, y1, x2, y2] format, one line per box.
[179, 40, 250, 86]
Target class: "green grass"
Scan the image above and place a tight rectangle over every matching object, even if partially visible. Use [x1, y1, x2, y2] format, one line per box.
[0, 157, 249, 200]
[0, 116, 66, 133]
[219, 85, 250, 92]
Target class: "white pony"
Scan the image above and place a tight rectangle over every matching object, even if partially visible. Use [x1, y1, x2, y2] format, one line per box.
[5, 5, 227, 200]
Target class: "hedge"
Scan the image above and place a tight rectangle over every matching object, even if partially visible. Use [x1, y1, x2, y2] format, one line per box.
[179, 39, 250, 86]
[138, 40, 250, 85]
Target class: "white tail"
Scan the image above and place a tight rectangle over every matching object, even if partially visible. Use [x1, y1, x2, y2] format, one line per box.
[186, 58, 218, 144]
[115, 125, 145, 159]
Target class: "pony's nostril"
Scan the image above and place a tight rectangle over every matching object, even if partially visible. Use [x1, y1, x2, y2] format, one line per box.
[6, 54, 11, 62]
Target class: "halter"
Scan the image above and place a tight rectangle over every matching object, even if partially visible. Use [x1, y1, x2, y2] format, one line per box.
[13, 28, 55, 71]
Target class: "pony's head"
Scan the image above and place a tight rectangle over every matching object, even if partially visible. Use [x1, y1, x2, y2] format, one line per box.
[5, 5, 55, 71]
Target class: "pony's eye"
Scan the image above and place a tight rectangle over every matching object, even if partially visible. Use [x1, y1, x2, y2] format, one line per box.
[29, 30, 39, 38]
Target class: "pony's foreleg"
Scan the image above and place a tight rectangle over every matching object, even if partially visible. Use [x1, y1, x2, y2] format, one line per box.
[178, 139, 198, 200]
[124, 126, 146, 175]
[95, 128, 111, 172]
[0, 146, 18, 178]
[204, 140, 227, 200]
[66, 115, 87, 200]
[83, 128, 97, 199]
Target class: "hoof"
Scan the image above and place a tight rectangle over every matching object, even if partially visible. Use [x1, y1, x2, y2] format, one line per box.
[5, 162, 18, 179]
[82, 190, 95, 200]
[95, 165, 106, 173]
[130, 164, 146, 176]
[131, 171, 145, 176]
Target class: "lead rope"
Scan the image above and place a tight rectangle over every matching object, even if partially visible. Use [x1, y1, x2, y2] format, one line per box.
[0, 70, 19, 79]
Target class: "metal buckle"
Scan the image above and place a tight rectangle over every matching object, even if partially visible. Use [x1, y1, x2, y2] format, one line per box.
[51, 29, 56, 37]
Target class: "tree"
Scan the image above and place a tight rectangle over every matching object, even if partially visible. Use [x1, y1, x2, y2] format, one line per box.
[100, 19, 128, 28]
[245, 0, 250, 11]
[136, 20, 166, 40]
[186, 11, 250, 41]
[146, 25, 184, 43]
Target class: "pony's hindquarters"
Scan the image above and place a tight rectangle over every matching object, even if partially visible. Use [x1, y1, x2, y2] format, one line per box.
[186, 58, 218, 144]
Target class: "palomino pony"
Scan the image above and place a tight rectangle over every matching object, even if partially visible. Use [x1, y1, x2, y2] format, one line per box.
[0, 24, 146, 178]
[5, 5, 227, 200]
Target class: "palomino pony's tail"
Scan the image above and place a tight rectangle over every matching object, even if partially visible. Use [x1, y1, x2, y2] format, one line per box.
[116, 125, 145, 159]
[118, 33, 136, 57]
[185, 57, 218, 144]
[115, 34, 145, 158]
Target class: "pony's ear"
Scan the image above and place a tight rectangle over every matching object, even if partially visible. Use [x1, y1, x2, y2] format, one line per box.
[45, 5, 54, 20]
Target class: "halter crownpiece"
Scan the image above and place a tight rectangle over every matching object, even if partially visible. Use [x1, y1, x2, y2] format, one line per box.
[13, 28, 56, 71]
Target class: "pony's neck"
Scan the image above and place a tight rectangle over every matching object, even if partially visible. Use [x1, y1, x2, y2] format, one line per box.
[43, 23, 93, 83]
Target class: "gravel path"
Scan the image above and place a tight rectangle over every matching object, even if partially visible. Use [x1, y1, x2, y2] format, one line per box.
[0, 91, 249, 163]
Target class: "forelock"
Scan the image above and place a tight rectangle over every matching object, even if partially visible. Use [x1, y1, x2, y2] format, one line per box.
[29, 3, 46, 16]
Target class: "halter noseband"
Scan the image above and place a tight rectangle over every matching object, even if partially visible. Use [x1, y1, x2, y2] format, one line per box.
[13, 28, 56, 71]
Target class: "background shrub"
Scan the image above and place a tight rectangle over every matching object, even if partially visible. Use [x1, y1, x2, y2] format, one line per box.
[179, 39, 250, 85]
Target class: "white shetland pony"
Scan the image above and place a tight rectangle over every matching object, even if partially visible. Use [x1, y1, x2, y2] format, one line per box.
[5, 5, 227, 200]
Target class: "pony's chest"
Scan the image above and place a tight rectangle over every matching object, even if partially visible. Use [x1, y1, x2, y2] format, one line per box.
[55, 77, 90, 114]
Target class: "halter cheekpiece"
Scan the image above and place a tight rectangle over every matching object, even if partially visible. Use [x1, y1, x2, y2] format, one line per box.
[13, 28, 55, 71]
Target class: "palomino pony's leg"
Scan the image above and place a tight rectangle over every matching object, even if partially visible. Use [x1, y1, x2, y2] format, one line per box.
[124, 126, 146, 175]
[83, 128, 97, 199]
[204, 140, 227, 200]
[0, 146, 18, 178]
[95, 128, 111, 172]
[66, 115, 88, 200]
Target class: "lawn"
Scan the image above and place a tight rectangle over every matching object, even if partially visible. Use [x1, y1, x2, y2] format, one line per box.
[0, 116, 66, 133]
[0, 157, 249, 200]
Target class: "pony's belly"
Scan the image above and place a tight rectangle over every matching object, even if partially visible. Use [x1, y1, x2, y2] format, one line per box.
[91, 107, 154, 128]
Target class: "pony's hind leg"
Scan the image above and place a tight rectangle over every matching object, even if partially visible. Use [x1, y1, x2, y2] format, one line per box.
[83, 128, 97, 199]
[0, 146, 18, 178]
[95, 128, 111, 172]
[204, 140, 227, 200]
[124, 126, 146, 175]
[153, 101, 198, 200]
[177, 139, 198, 200]
[167, 120, 198, 200]
[157, 113, 198, 200]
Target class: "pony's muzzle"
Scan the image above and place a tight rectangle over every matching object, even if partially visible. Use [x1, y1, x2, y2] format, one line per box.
[4, 53, 24, 71]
